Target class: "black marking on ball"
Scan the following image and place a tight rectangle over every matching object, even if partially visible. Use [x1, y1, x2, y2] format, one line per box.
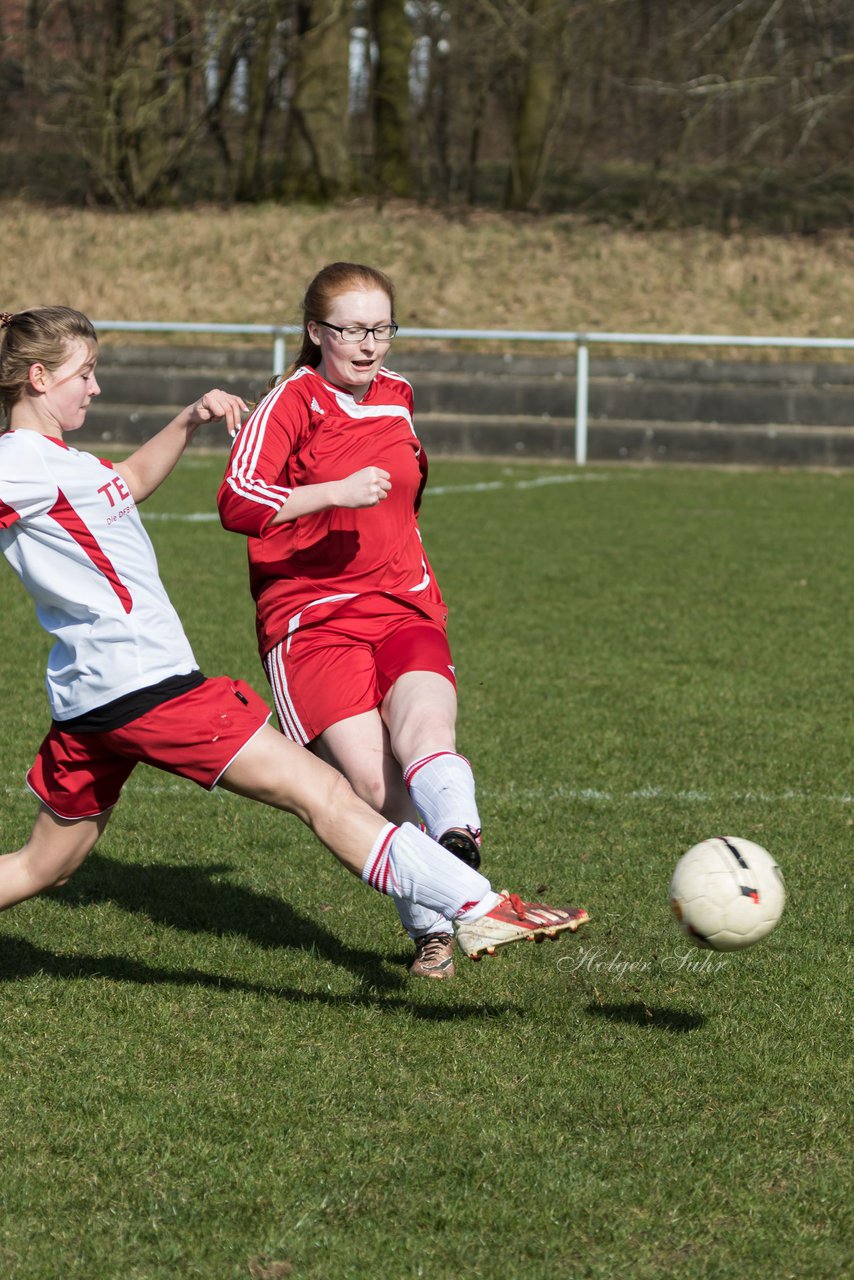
[718, 836, 749, 869]
[740, 886, 760, 902]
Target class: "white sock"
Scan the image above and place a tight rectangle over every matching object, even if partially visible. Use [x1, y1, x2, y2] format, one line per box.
[403, 751, 482, 842]
[362, 823, 499, 922]
[394, 898, 450, 940]
[395, 821, 459, 938]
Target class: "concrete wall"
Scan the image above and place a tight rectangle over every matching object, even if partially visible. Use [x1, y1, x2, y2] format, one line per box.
[82, 344, 854, 467]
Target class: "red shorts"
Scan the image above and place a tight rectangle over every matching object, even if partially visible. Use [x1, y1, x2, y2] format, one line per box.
[28, 677, 271, 820]
[264, 597, 456, 744]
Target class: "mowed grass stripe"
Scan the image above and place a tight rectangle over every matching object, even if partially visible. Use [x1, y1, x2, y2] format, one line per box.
[141, 468, 614, 522]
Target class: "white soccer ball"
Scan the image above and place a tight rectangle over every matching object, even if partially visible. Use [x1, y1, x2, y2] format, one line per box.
[669, 836, 785, 951]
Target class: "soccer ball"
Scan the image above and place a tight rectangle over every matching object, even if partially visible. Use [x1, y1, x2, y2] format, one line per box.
[669, 836, 785, 951]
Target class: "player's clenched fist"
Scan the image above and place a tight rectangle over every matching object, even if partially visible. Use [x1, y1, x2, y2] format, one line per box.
[335, 466, 392, 508]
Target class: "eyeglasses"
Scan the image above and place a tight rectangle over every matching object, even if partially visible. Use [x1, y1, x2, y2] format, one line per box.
[317, 321, 399, 343]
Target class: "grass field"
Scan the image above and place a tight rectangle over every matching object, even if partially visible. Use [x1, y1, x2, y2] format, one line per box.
[1, 458, 851, 1279]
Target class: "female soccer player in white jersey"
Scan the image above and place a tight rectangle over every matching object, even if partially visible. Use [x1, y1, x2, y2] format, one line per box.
[218, 263, 582, 978]
[0, 305, 588, 965]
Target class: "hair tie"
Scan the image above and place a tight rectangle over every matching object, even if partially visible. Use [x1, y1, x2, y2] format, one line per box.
[0, 312, 13, 329]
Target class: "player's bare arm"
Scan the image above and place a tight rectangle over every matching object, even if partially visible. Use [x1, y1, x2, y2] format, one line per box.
[269, 466, 391, 525]
[116, 389, 248, 502]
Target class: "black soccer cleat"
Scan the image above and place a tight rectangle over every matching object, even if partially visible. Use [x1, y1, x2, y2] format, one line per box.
[438, 825, 482, 871]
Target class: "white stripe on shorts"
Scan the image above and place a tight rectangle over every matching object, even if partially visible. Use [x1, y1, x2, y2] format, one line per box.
[264, 642, 310, 745]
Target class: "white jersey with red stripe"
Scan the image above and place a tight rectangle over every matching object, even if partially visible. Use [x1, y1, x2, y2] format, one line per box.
[0, 430, 197, 721]
[217, 364, 447, 658]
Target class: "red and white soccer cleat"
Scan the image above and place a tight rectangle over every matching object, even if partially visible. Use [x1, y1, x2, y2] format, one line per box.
[455, 891, 589, 960]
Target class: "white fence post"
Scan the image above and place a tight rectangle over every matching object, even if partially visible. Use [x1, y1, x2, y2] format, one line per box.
[273, 330, 286, 377]
[575, 339, 589, 466]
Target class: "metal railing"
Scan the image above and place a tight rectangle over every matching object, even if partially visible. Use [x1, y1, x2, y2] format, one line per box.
[94, 319, 854, 466]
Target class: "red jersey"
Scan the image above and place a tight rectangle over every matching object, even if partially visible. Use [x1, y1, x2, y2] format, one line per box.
[217, 365, 447, 657]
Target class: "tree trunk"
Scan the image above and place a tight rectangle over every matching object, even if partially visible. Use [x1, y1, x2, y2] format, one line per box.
[104, 0, 174, 206]
[372, 0, 413, 197]
[281, 0, 352, 199]
[505, 0, 562, 211]
[234, 3, 279, 201]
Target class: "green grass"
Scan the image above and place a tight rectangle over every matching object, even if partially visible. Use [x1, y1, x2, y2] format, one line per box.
[1, 459, 851, 1279]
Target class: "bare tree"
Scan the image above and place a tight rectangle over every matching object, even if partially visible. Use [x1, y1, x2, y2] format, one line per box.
[504, 0, 567, 210]
[3, 0, 852, 218]
[232, 1, 281, 201]
[371, 0, 414, 197]
[24, 0, 218, 207]
[279, 0, 352, 199]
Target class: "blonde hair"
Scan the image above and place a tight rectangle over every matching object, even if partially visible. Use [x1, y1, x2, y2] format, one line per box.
[279, 262, 396, 385]
[0, 306, 98, 426]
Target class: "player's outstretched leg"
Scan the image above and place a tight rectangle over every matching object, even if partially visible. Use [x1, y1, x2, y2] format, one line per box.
[359, 824, 588, 961]
[221, 726, 589, 963]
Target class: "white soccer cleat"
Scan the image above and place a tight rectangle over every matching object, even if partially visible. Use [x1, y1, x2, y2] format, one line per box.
[455, 891, 589, 960]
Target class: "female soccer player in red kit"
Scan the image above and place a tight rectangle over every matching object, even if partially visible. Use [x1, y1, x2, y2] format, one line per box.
[0, 305, 588, 966]
[218, 263, 588, 977]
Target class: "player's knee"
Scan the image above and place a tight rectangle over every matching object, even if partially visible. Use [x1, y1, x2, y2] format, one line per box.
[42, 846, 92, 889]
[349, 768, 388, 813]
[306, 768, 357, 831]
[395, 709, 455, 760]
[15, 848, 83, 896]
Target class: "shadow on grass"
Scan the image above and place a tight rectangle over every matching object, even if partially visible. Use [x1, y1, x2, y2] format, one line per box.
[50, 851, 410, 993]
[585, 1001, 706, 1033]
[0, 933, 514, 1021]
